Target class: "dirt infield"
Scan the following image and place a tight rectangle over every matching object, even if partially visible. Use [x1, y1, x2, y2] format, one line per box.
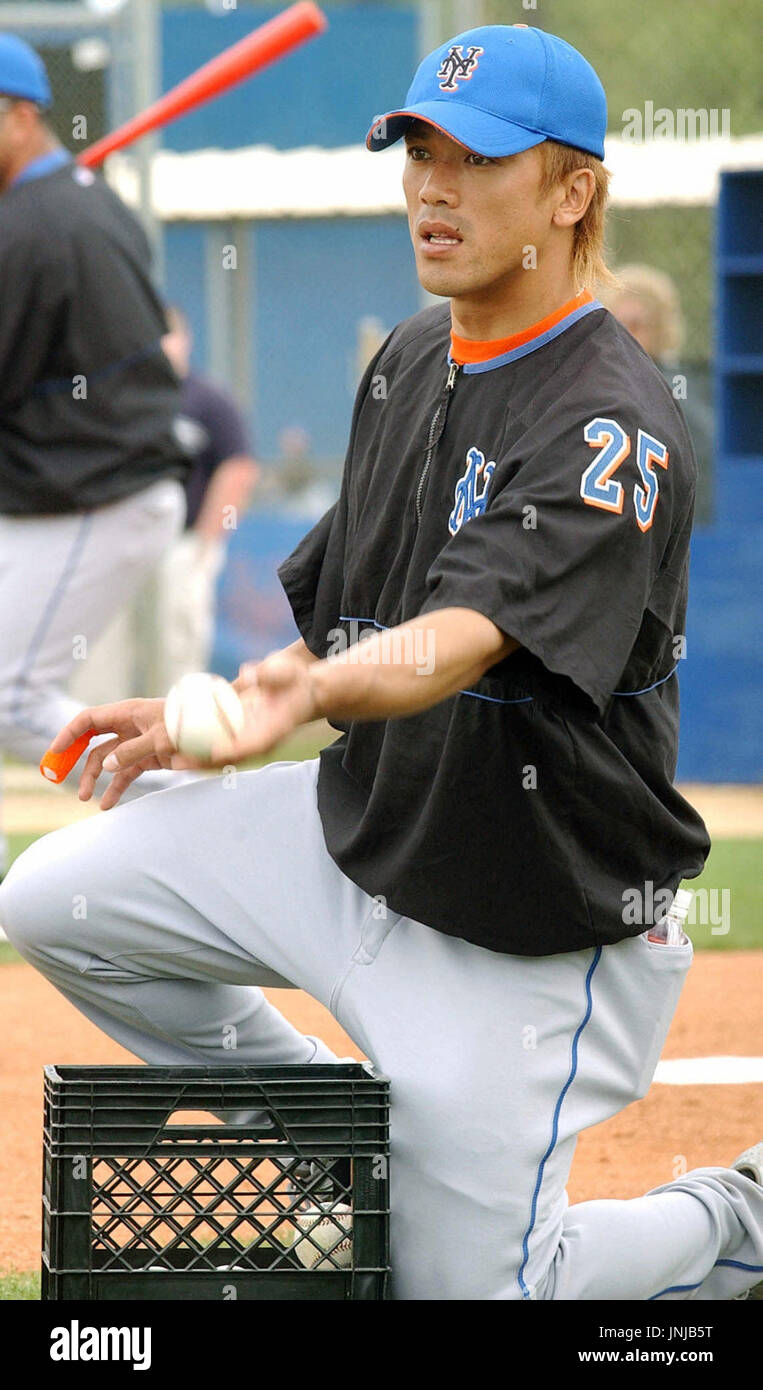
[2, 950, 761, 1275]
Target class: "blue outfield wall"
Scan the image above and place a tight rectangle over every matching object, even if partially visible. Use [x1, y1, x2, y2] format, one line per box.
[678, 523, 763, 782]
[163, 215, 420, 458]
[252, 217, 418, 457]
[162, 222, 208, 362]
[211, 510, 306, 679]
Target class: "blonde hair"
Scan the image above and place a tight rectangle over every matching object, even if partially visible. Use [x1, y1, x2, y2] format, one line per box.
[538, 140, 614, 293]
[599, 263, 684, 358]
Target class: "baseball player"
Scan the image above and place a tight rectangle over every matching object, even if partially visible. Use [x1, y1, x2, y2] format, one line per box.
[2, 26, 762, 1301]
[71, 304, 260, 703]
[0, 35, 190, 873]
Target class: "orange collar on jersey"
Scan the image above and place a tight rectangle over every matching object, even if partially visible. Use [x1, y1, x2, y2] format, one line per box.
[450, 289, 595, 366]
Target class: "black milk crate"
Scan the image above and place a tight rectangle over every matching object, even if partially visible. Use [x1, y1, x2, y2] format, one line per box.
[42, 1063, 390, 1301]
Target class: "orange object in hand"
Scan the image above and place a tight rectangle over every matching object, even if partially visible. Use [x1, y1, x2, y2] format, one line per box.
[40, 729, 98, 785]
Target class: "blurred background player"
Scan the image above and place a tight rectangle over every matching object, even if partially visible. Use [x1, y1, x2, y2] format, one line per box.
[143, 304, 259, 693]
[602, 263, 714, 517]
[0, 34, 190, 875]
[71, 304, 259, 701]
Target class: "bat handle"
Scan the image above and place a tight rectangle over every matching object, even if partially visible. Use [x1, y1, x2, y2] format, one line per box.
[40, 729, 98, 785]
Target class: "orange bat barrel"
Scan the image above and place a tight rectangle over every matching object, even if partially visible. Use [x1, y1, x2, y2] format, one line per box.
[40, 729, 98, 785]
[78, 1, 327, 169]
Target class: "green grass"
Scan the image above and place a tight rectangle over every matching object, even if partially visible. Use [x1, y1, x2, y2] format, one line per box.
[0, 1270, 40, 1301]
[679, 838, 762, 950]
[6, 832, 39, 864]
[248, 722, 334, 767]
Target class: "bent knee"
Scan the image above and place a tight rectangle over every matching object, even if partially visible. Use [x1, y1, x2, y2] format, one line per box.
[0, 833, 82, 959]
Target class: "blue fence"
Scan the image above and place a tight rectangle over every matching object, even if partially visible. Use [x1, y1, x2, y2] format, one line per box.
[164, 215, 419, 459]
[211, 510, 307, 679]
[680, 523, 763, 781]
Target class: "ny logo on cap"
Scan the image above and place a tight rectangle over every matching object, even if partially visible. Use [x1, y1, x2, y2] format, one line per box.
[437, 45, 484, 92]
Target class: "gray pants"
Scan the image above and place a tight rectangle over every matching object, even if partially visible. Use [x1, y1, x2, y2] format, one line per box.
[0, 479, 188, 873]
[1, 758, 761, 1300]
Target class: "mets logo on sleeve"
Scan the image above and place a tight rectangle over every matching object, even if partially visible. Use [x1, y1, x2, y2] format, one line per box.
[437, 45, 484, 91]
[449, 446, 495, 535]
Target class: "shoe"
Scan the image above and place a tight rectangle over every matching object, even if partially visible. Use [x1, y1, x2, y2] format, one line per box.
[732, 1143, 763, 1299]
[733, 1143, 763, 1185]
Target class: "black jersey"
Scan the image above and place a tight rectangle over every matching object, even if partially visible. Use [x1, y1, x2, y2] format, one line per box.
[279, 295, 710, 956]
[0, 156, 187, 515]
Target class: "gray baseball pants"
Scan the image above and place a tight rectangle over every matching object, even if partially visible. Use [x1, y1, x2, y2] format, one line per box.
[0, 478, 190, 874]
[1, 757, 761, 1300]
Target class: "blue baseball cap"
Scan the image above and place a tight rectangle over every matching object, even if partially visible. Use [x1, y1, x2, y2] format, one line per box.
[0, 34, 52, 107]
[366, 25, 606, 161]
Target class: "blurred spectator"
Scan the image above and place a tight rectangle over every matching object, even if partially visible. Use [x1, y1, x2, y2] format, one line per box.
[275, 425, 336, 520]
[133, 305, 260, 691]
[602, 265, 714, 519]
[162, 306, 258, 549]
[603, 264, 684, 361]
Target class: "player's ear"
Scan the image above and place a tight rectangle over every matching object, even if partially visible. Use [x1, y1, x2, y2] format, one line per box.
[551, 167, 595, 229]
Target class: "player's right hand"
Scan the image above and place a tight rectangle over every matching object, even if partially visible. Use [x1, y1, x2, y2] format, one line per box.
[232, 639, 318, 695]
[48, 699, 174, 810]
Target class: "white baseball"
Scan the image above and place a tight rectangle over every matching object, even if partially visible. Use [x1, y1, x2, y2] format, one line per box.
[163, 672, 245, 760]
[292, 1203, 353, 1271]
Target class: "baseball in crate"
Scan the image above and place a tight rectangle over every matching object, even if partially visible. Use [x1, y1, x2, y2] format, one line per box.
[3, 23, 763, 1301]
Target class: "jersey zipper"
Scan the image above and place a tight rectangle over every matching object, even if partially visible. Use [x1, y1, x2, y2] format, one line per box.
[415, 360, 459, 524]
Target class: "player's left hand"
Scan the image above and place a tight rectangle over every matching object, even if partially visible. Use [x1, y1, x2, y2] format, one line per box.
[48, 697, 178, 810]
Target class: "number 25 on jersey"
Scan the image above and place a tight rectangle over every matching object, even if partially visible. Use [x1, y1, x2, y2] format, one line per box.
[580, 417, 669, 532]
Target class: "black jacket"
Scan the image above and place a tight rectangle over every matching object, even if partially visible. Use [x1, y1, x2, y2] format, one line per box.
[0, 157, 187, 514]
[279, 299, 711, 956]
